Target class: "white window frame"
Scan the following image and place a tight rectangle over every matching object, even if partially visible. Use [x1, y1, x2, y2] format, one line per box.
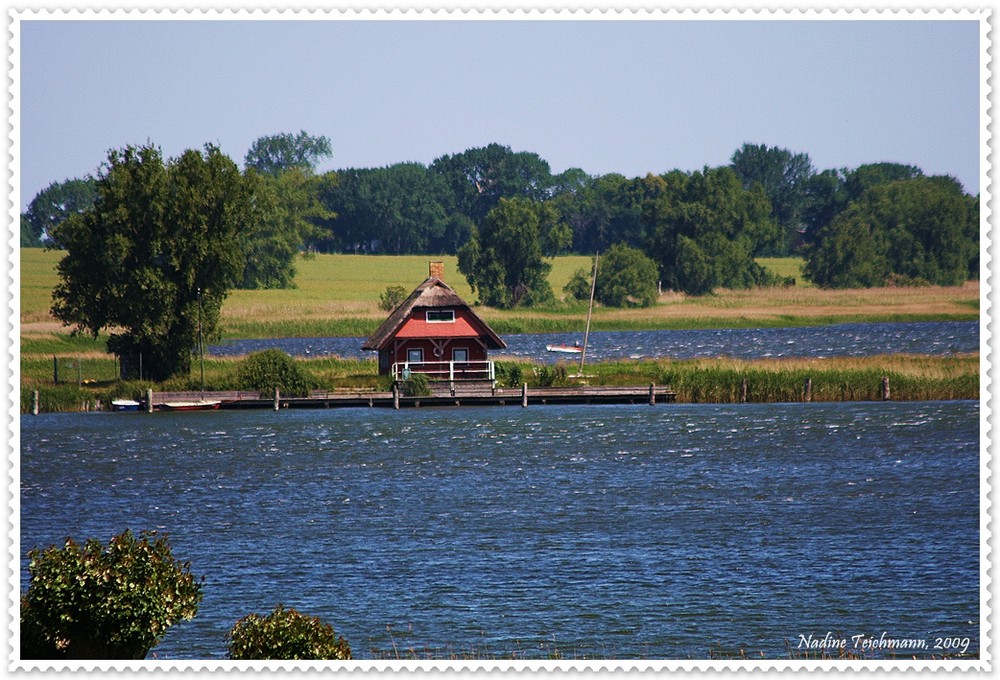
[426, 309, 455, 323]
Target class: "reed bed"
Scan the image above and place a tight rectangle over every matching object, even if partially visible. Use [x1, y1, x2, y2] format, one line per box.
[20, 350, 978, 412]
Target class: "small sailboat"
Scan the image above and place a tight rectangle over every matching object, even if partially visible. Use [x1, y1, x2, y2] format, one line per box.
[545, 343, 583, 354]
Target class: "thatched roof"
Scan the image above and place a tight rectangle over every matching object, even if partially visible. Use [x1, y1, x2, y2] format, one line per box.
[362, 277, 507, 351]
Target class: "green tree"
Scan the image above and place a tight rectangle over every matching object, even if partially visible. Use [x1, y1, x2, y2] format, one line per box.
[21, 176, 98, 247]
[240, 167, 335, 288]
[431, 143, 553, 224]
[457, 197, 556, 308]
[245, 130, 332, 176]
[317, 163, 453, 254]
[805, 176, 975, 288]
[564, 244, 659, 307]
[226, 605, 351, 660]
[643, 167, 781, 295]
[730, 143, 815, 254]
[379, 285, 408, 311]
[21, 529, 202, 660]
[50, 143, 267, 381]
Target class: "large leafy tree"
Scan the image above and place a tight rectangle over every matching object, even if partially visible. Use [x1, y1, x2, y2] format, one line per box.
[244, 130, 332, 176]
[431, 143, 553, 224]
[21, 176, 98, 247]
[644, 167, 781, 295]
[241, 167, 335, 288]
[51, 143, 267, 381]
[730, 143, 814, 255]
[457, 197, 560, 308]
[805, 176, 976, 288]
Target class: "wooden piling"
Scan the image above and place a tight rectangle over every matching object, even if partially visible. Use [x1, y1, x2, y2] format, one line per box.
[273, 387, 280, 411]
[521, 383, 528, 408]
[146, 388, 154, 413]
[648, 383, 656, 406]
[31, 390, 39, 416]
[392, 383, 400, 410]
[803, 378, 812, 402]
[739, 378, 748, 403]
[881, 376, 891, 401]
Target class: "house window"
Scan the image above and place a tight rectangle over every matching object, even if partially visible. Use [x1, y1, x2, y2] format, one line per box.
[407, 348, 424, 364]
[426, 309, 455, 323]
[452, 348, 469, 363]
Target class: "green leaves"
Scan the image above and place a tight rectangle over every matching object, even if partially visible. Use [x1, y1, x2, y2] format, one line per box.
[236, 349, 317, 398]
[458, 197, 558, 308]
[805, 177, 976, 288]
[21, 529, 203, 660]
[226, 605, 351, 660]
[50, 143, 267, 381]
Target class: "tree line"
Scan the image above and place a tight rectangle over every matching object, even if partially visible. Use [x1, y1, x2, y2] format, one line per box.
[24, 135, 979, 293]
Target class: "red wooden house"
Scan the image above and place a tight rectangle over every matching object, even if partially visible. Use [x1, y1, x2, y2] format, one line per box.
[363, 263, 506, 383]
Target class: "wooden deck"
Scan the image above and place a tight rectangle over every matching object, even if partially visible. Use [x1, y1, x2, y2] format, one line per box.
[148, 384, 676, 410]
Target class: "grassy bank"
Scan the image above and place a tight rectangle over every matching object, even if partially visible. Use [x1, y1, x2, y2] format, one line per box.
[20, 352, 979, 413]
[21, 250, 978, 341]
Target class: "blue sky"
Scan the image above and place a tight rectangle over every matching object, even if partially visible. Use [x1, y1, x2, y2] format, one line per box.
[17, 16, 983, 210]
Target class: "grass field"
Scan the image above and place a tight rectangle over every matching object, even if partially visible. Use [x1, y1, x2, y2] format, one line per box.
[21, 249, 979, 341]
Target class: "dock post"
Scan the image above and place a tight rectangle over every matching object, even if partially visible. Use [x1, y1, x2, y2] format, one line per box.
[393, 383, 400, 410]
[273, 387, 280, 411]
[740, 378, 748, 403]
[803, 378, 812, 402]
[649, 383, 656, 406]
[31, 390, 39, 415]
[881, 376, 891, 401]
[521, 383, 528, 408]
[146, 388, 154, 413]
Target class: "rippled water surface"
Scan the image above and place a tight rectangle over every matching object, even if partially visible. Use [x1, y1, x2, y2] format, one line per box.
[20, 401, 980, 659]
[209, 321, 978, 362]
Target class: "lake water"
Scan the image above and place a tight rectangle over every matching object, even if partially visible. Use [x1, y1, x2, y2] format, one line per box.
[208, 321, 979, 363]
[20, 401, 980, 660]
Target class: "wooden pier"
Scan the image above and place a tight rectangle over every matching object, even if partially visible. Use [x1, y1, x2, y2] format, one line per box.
[147, 384, 676, 411]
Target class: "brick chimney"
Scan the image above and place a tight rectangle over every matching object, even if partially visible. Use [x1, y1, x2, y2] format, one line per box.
[429, 261, 445, 280]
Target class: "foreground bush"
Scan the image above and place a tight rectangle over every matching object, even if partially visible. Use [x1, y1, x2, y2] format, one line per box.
[236, 348, 316, 398]
[226, 605, 352, 660]
[21, 529, 203, 660]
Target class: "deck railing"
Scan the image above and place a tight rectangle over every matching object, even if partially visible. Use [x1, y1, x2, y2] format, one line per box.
[391, 360, 495, 383]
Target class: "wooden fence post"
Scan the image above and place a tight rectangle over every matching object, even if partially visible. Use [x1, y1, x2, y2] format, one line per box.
[881, 376, 891, 401]
[803, 378, 812, 402]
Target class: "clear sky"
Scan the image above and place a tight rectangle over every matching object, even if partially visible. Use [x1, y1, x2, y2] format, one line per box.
[17, 16, 983, 210]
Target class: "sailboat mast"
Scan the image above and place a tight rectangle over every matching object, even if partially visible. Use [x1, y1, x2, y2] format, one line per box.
[580, 252, 599, 372]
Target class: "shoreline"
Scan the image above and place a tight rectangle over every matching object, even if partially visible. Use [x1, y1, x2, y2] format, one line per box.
[20, 353, 980, 414]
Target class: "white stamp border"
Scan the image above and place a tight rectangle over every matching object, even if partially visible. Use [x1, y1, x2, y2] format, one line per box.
[5, 3, 992, 674]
